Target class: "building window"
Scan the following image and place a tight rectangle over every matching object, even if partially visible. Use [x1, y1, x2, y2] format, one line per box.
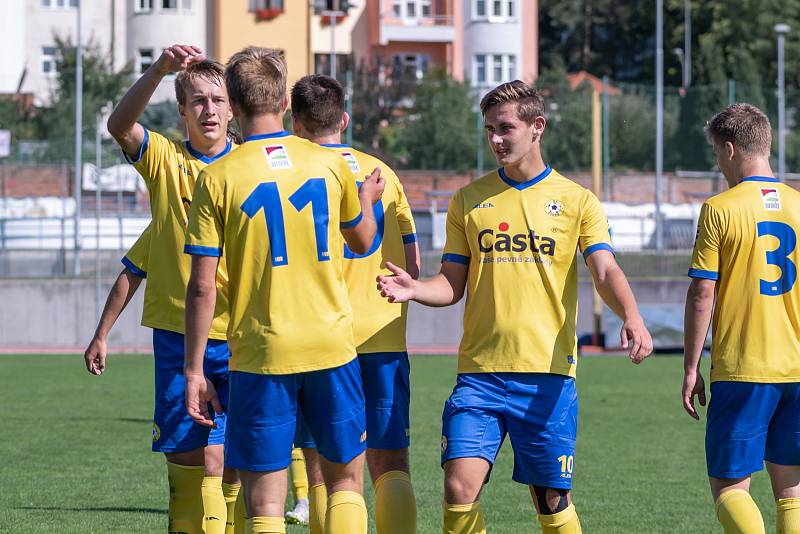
[41, 0, 78, 7]
[493, 0, 502, 16]
[138, 48, 154, 75]
[392, 0, 433, 20]
[161, 0, 177, 9]
[474, 0, 486, 17]
[507, 0, 514, 17]
[392, 0, 401, 17]
[134, 0, 153, 12]
[42, 46, 58, 76]
[314, 53, 353, 82]
[474, 54, 516, 85]
[249, 0, 283, 10]
[474, 0, 515, 20]
[507, 54, 516, 80]
[475, 54, 486, 84]
[420, 0, 431, 17]
[393, 53, 430, 80]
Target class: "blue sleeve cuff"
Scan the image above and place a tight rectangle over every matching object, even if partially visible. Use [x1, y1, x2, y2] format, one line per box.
[402, 233, 417, 244]
[340, 211, 363, 229]
[441, 253, 470, 265]
[121, 256, 147, 278]
[184, 244, 223, 257]
[123, 128, 149, 164]
[688, 268, 719, 280]
[582, 242, 615, 260]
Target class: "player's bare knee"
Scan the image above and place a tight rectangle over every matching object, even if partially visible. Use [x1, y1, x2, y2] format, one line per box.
[532, 486, 570, 515]
[444, 473, 482, 505]
[222, 467, 239, 484]
[204, 445, 225, 476]
[366, 447, 409, 481]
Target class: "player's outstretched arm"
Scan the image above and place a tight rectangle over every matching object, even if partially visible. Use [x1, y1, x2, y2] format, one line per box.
[586, 250, 653, 363]
[107, 44, 206, 157]
[341, 167, 385, 254]
[682, 278, 715, 420]
[183, 255, 222, 428]
[378, 261, 467, 307]
[83, 268, 144, 375]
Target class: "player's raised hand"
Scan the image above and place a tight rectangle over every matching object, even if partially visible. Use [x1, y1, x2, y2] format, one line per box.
[83, 335, 107, 375]
[620, 316, 653, 364]
[359, 167, 385, 204]
[682, 371, 706, 420]
[377, 261, 416, 303]
[154, 44, 206, 76]
[185, 373, 223, 428]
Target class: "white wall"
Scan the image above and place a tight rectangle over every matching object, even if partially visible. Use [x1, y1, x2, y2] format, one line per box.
[0, 1, 27, 92]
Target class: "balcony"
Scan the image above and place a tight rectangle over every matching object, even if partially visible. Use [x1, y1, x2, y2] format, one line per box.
[379, 0, 455, 45]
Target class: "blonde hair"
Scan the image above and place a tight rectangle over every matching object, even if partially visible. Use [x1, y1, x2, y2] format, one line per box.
[479, 80, 545, 125]
[225, 47, 287, 116]
[174, 60, 226, 106]
[705, 103, 772, 158]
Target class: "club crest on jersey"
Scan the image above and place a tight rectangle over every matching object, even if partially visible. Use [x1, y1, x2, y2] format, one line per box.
[761, 188, 781, 211]
[340, 151, 361, 173]
[152, 423, 161, 442]
[545, 199, 564, 216]
[264, 145, 292, 169]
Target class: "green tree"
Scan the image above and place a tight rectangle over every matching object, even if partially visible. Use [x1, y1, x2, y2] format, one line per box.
[385, 70, 477, 171]
[36, 35, 133, 161]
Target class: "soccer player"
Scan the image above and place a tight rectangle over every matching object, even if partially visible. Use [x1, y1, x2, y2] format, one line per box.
[183, 47, 383, 534]
[107, 44, 239, 533]
[378, 80, 653, 534]
[683, 103, 800, 534]
[83, 225, 151, 375]
[290, 74, 420, 534]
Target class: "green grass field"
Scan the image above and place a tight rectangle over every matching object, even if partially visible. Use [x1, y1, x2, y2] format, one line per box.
[0, 354, 778, 533]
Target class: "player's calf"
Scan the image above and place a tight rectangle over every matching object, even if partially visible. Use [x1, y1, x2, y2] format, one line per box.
[531, 486, 581, 534]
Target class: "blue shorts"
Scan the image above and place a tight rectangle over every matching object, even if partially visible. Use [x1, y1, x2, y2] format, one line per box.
[441, 373, 578, 489]
[225, 357, 366, 472]
[359, 352, 411, 449]
[152, 328, 229, 453]
[292, 352, 411, 451]
[706, 381, 800, 478]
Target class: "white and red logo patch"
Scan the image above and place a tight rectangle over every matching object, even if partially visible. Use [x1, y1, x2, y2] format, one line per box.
[761, 188, 781, 211]
[340, 151, 361, 173]
[264, 145, 292, 169]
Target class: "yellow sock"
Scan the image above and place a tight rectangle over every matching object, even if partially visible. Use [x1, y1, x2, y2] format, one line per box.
[375, 470, 416, 534]
[777, 498, 800, 534]
[246, 516, 285, 533]
[538, 503, 582, 533]
[289, 448, 309, 502]
[202, 476, 227, 534]
[309, 483, 328, 534]
[222, 482, 241, 534]
[325, 490, 367, 534]
[234, 489, 247, 534]
[442, 501, 486, 534]
[167, 462, 205, 534]
[716, 489, 765, 534]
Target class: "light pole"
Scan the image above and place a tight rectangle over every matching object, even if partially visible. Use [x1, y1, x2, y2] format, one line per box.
[655, 0, 664, 250]
[775, 23, 790, 181]
[683, 0, 691, 88]
[73, 0, 83, 275]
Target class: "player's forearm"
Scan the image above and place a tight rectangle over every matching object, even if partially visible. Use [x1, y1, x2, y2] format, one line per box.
[683, 283, 714, 373]
[94, 270, 142, 340]
[107, 65, 167, 139]
[343, 196, 378, 254]
[594, 264, 641, 322]
[411, 274, 461, 307]
[184, 281, 216, 375]
[403, 242, 420, 280]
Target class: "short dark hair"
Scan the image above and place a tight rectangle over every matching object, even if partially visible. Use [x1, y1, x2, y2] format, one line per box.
[225, 47, 287, 117]
[174, 60, 226, 106]
[290, 74, 345, 136]
[479, 80, 545, 125]
[705, 103, 772, 158]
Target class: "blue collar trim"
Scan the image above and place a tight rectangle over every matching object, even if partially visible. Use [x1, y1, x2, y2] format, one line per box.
[243, 130, 291, 142]
[185, 140, 232, 164]
[498, 165, 552, 190]
[321, 143, 350, 148]
[741, 176, 779, 183]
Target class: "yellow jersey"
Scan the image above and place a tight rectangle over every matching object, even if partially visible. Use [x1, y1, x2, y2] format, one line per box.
[442, 166, 612, 377]
[690, 176, 800, 382]
[185, 131, 362, 375]
[323, 144, 416, 354]
[128, 129, 233, 339]
[122, 224, 151, 277]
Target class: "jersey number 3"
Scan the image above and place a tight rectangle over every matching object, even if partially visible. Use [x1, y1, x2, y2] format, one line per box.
[757, 221, 797, 296]
[241, 179, 330, 266]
